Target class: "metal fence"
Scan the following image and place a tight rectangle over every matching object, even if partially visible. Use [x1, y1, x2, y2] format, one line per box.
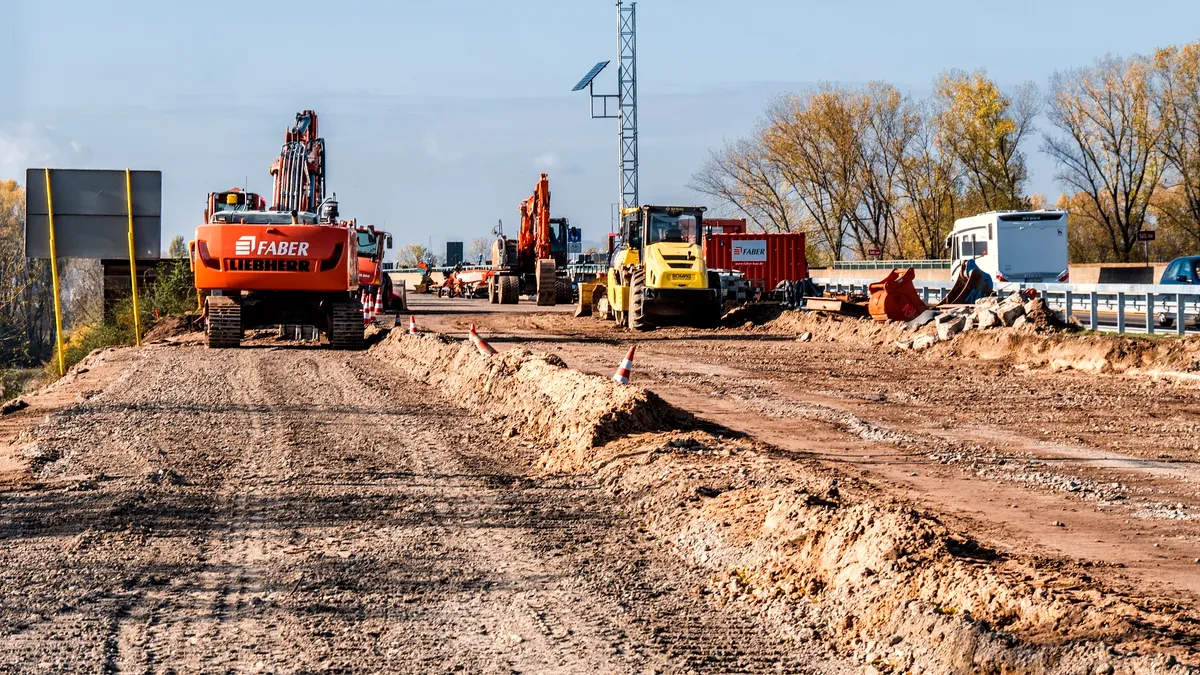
[812, 277, 1200, 336]
[831, 259, 951, 271]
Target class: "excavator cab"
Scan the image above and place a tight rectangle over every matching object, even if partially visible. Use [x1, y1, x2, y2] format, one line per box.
[354, 226, 394, 310]
[549, 217, 570, 266]
[606, 205, 721, 330]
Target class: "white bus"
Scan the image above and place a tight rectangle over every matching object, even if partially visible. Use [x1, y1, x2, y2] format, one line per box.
[947, 210, 1070, 283]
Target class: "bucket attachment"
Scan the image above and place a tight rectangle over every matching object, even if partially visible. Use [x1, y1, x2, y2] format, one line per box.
[868, 268, 928, 322]
[941, 259, 994, 306]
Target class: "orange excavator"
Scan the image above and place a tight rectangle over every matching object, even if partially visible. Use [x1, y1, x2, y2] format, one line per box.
[489, 173, 572, 305]
[190, 110, 364, 349]
[354, 224, 394, 310]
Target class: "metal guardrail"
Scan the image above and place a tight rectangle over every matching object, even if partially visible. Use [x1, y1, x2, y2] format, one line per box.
[383, 264, 492, 274]
[812, 277, 1200, 336]
[832, 259, 951, 270]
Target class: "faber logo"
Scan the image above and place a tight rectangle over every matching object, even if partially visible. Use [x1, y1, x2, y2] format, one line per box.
[234, 236, 256, 256]
[231, 236, 310, 257]
[731, 241, 767, 262]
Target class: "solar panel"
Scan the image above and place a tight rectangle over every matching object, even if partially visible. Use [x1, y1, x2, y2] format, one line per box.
[572, 61, 610, 91]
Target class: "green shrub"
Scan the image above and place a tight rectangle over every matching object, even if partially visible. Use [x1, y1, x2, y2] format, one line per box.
[44, 259, 198, 379]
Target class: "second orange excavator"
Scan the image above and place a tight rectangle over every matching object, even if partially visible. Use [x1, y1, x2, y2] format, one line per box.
[489, 173, 573, 305]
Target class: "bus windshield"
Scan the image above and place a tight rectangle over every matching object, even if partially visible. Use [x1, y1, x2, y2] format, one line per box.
[356, 231, 380, 258]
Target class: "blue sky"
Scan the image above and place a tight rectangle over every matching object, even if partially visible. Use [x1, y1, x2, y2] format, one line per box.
[4, 0, 1200, 257]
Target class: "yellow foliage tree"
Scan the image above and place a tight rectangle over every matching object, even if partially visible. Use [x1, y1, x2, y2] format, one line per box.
[933, 69, 1037, 212]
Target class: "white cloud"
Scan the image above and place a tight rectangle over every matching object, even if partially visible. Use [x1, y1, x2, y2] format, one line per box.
[0, 123, 94, 182]
[532, 152, 561, 170]
[421, 132, 463, 164]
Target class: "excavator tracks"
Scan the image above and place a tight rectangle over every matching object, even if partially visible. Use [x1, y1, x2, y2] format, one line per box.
[328, 300, 364, 348]
[329, 300, 366, 349]
[535, 259, 557, 306]
[204, 296, 243, 348]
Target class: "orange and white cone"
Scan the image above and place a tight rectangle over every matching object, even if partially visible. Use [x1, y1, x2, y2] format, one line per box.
[362, 292, 370, 326]
[469, 323, 498, 356]
[373, 288, 384, 319]
[612, 345, 636, 384]
[408, 315, 418, 335]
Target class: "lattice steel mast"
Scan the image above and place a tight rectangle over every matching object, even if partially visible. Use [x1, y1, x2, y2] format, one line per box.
[571, 1, 639, 210]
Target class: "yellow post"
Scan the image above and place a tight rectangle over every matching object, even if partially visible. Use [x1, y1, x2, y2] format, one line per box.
[125, 169, 143, 346]
[43, 169, 66, 377]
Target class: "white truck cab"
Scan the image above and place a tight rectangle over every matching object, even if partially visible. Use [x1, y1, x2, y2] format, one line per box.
[947, 210, 1069, 283]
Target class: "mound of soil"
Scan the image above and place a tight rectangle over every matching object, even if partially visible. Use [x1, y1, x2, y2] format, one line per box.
[143, 315, 199, 342]
[372, 331, 687, 470]
[721, 302, 788, 328]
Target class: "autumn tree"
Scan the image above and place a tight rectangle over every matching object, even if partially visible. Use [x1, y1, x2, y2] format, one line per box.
[167, 235, 187, 258]
[466, 237, 491, 264]
[1044, 55, 1164, 262]
[849, 82, 918, 258]
[933, 69, 1037, 212]
[894, 102, 959, 259]
[762, 86, 863, 262]
[1152, 42, 1200, 251]
[397, 243, 435, 268]
[690, 136, 798, 233]
[0, 180, 55, 366]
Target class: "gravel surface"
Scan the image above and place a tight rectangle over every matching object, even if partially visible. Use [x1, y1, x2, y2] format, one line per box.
[0, 342, 851, 673]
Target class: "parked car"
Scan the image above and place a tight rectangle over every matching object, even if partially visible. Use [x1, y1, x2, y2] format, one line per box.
[1156, 256, 1200, 327]
[1161, 256, 1200, 285]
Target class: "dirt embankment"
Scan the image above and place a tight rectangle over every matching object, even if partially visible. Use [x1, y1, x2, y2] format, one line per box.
[756, 308, 1200, 381]
[375, 329, 1198, 674]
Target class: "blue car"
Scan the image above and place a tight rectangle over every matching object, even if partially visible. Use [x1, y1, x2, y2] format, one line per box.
[1156, 256, 1200, 327]
[1161, 256, 1200, 285]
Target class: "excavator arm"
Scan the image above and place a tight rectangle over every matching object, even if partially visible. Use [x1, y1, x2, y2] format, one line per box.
[268, 110, 326, 214]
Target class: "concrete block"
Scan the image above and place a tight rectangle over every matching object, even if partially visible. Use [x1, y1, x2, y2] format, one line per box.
[974, 309, 999, 329]
[997, 302, 1026, 326]
[937, 314, 967, 341]
[911, 335, 938, 351]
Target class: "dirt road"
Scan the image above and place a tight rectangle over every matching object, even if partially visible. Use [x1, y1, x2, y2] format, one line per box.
[0, 340, 850, 673]
[412, 295, 1200, 605]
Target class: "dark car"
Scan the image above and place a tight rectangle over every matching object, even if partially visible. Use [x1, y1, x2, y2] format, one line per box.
[1156, 256, 1200, 327]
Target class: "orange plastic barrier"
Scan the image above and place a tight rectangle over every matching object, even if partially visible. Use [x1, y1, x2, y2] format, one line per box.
[868, 268, 928, 322]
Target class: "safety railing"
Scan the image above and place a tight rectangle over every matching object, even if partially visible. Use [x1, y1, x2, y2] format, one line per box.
[811, 277, 1200, 336]
[831, 259, 952, 271]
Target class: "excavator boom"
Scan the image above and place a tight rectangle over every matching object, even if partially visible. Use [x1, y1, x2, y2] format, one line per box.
[268, 110, 326, 214]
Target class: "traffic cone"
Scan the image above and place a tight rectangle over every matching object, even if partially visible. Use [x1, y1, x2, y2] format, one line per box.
[373, 288, 384, 319]
[612, 345, 636, 384]
[361, 290, 370, 326]
[469, 323, 498, 356]
[408, 315, 418, 335]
